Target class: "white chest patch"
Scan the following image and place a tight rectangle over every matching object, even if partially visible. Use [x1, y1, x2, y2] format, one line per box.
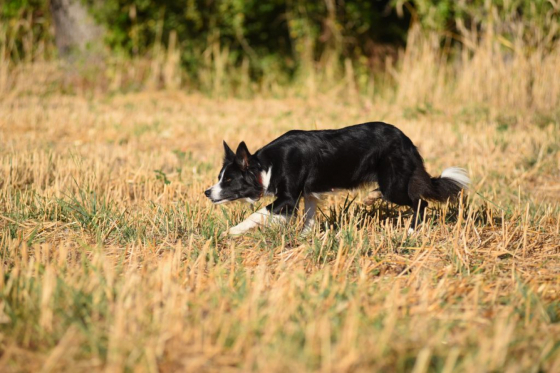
[261, 166, 273, 195]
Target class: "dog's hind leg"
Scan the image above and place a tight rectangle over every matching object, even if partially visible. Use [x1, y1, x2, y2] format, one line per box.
[409, 199, 429, 233]
[407, 168, 432, 232]
[377, 161, 429, 232]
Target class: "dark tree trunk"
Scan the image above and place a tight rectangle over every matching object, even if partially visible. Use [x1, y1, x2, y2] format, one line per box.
[50, 0, 104, 58]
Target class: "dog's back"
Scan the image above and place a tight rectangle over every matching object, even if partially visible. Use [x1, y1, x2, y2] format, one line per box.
[256, 122, 421, 197]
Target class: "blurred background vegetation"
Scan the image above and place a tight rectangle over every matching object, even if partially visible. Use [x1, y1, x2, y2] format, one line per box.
[1, 0, 560, 107]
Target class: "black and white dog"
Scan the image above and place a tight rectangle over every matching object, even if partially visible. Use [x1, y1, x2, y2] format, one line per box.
[204, 122, 469, 235]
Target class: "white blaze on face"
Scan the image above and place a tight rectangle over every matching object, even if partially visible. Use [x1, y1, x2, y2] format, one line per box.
[210, 167, 226, 201]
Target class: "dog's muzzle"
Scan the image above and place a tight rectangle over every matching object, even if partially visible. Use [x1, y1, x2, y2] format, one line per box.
[204, 188, 226, 203]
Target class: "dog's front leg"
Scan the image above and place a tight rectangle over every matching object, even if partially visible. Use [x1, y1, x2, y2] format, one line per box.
[228, 208, 272, 235]
[302, 195, 319, 234]
[228, 195, 296, 235]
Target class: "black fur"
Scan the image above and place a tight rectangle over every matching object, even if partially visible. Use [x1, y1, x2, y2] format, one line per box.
[205, 122, 467, 228]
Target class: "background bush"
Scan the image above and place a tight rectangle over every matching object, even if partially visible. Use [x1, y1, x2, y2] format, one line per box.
[1, 0, 559, 92]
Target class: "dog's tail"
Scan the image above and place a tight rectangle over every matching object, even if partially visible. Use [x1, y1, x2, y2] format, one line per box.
[411, 167, 470, 203]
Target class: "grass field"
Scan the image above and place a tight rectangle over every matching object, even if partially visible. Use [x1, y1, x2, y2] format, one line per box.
[1, 88, 560, 372]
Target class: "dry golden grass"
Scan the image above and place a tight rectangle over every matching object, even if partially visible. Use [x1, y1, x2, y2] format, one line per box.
[1, 86, 559, 372]
[2, 14, 560, 370]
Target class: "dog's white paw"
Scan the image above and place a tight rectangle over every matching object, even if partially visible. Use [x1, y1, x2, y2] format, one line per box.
[407, 227, 415, 236]
[228, 226, 246, 236]
[301, 226, 314, 238]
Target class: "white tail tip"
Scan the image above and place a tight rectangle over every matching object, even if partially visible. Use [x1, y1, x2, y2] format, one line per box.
[441, 167, 470, 189]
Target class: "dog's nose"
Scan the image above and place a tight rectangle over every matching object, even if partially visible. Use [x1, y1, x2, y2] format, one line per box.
[204, 189, 211, 198]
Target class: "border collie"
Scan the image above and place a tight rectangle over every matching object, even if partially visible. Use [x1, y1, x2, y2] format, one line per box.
[204, 122, 469, 235]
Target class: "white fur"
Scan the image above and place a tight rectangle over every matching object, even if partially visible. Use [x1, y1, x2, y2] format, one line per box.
[441, 167, 470, 189]
[302, 195, 319, 234]
[228, 207, 287, 235]
[210, 182, 223, 201]
[209, 167, 226, 201]
[261, 167, 273, 195]
[213, 199, 230, 205]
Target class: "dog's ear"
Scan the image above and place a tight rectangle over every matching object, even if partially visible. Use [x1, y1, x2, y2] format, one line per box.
[235, 141, 251, 170]
[223, 141, 235, 160]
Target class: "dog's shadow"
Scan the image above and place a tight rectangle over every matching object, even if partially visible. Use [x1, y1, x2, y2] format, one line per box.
[316, 194, 501, 232]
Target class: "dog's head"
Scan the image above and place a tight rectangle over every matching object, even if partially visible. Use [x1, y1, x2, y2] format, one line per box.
[204, 141, 262, 204]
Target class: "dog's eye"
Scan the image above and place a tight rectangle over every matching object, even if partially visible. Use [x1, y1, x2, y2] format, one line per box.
[225, 178, 232, 183]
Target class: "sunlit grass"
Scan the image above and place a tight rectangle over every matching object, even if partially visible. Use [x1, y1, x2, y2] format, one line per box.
[0, 90, 559, 372]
